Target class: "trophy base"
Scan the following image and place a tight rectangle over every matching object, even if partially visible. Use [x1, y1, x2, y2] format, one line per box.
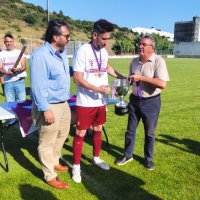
[115, 104, 128, 115]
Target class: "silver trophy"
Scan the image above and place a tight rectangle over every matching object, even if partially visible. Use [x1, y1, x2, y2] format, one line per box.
[112, 79, 130, 115]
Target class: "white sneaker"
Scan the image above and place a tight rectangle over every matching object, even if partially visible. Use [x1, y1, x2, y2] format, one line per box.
[72, 168, 81, 183]
[92, 159, 110, 170]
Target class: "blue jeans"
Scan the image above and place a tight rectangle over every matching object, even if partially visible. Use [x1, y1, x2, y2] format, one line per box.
[4, 79, 26, 102]
[124, 93, 161, 161]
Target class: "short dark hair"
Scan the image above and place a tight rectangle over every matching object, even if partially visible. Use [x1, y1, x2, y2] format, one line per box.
[93, 19, 114, 34]
[45, 19, 69, 43]
[4, 33, 14, 39]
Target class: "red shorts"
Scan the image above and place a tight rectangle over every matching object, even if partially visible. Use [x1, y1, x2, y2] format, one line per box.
[76, 106, 106, 130]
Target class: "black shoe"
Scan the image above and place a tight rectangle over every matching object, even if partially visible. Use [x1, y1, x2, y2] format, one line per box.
[115, 156, 133, 165]
[144, 161, 154, 171]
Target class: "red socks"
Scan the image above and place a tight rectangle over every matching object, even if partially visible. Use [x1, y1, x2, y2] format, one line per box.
[73, 135, 84, 165]
[73, 131, 102, 164]
[93, 131, 102, 157]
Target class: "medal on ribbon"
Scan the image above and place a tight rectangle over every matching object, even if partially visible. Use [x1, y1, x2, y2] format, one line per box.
[91, 43, 102, 78]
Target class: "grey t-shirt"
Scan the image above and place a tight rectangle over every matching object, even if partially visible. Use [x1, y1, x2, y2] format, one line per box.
[130, 53, 169, 98]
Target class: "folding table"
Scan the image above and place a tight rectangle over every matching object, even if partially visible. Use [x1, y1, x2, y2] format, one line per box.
[0, 98, 117, 172]
[0, 102, 16, 172]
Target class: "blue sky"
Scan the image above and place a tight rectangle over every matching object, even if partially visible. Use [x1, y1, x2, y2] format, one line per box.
[22, 0, 200, 33]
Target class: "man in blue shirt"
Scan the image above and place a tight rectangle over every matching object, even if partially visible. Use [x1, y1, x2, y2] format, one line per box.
[30, 19, 71, 190]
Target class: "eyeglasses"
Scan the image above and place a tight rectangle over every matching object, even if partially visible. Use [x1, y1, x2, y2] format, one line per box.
[60, 34, 70, 40]
[136, 43, 152, 47]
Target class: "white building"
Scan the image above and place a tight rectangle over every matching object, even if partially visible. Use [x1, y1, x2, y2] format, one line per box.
[132, 27, 174, 42]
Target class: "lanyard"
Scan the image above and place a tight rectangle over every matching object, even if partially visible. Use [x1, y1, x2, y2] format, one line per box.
[91, 44, 102, 72]
[136, 81, 143, 99]
[131, 73, 143, 99]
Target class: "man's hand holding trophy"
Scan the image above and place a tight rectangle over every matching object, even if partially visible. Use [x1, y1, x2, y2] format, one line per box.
[111, 78, 130, 115]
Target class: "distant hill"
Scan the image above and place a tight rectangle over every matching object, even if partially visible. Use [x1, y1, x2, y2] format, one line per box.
[0, 0, 135, 55]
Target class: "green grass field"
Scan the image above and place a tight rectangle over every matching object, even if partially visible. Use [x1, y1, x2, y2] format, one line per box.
[0, 58, 200, 200]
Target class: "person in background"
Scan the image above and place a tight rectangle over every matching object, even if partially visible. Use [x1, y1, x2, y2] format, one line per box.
[115, 35, 169, 170]
[30, 19, 71, 190]
[72, 19, 124, 183]
[0, 34, 27, 102]
[0, 64, 5, 96]
[0, 77, 4, 96]
[0, 48, 4, 95]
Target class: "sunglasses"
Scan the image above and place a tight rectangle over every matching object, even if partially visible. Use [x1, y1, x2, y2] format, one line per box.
[59, 34, 70, 40]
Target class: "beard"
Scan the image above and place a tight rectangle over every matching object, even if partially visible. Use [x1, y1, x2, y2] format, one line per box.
[98, 44, 106, 49]
[57, 42, 66, 50]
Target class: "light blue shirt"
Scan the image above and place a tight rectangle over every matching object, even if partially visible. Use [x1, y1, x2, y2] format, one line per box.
[30, 42, 70, 111]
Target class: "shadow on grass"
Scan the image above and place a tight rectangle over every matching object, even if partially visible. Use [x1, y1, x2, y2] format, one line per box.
[157, 134, 200, 156]
[63, 128, 160, 199]
[2, 124, 159, 199]
[19, 184, 57, 200]
[63, 153, 161, 200]
[2, 127, 43, 180]
[65, 125, 125, 163]
[68, 125, 124, 156]
[68, 125, 145, 164]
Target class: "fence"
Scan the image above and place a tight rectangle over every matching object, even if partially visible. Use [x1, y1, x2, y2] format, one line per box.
[66, 41, 87, 55]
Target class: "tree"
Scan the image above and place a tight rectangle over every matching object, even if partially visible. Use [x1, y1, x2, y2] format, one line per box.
[37, 5, 44, 13]
[112, 38, 135, 55]
[151, 33, 174, 54]
[57, 10, 64, 18]
[20, 38, 27, 45]
[23, 13, 37, 25]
